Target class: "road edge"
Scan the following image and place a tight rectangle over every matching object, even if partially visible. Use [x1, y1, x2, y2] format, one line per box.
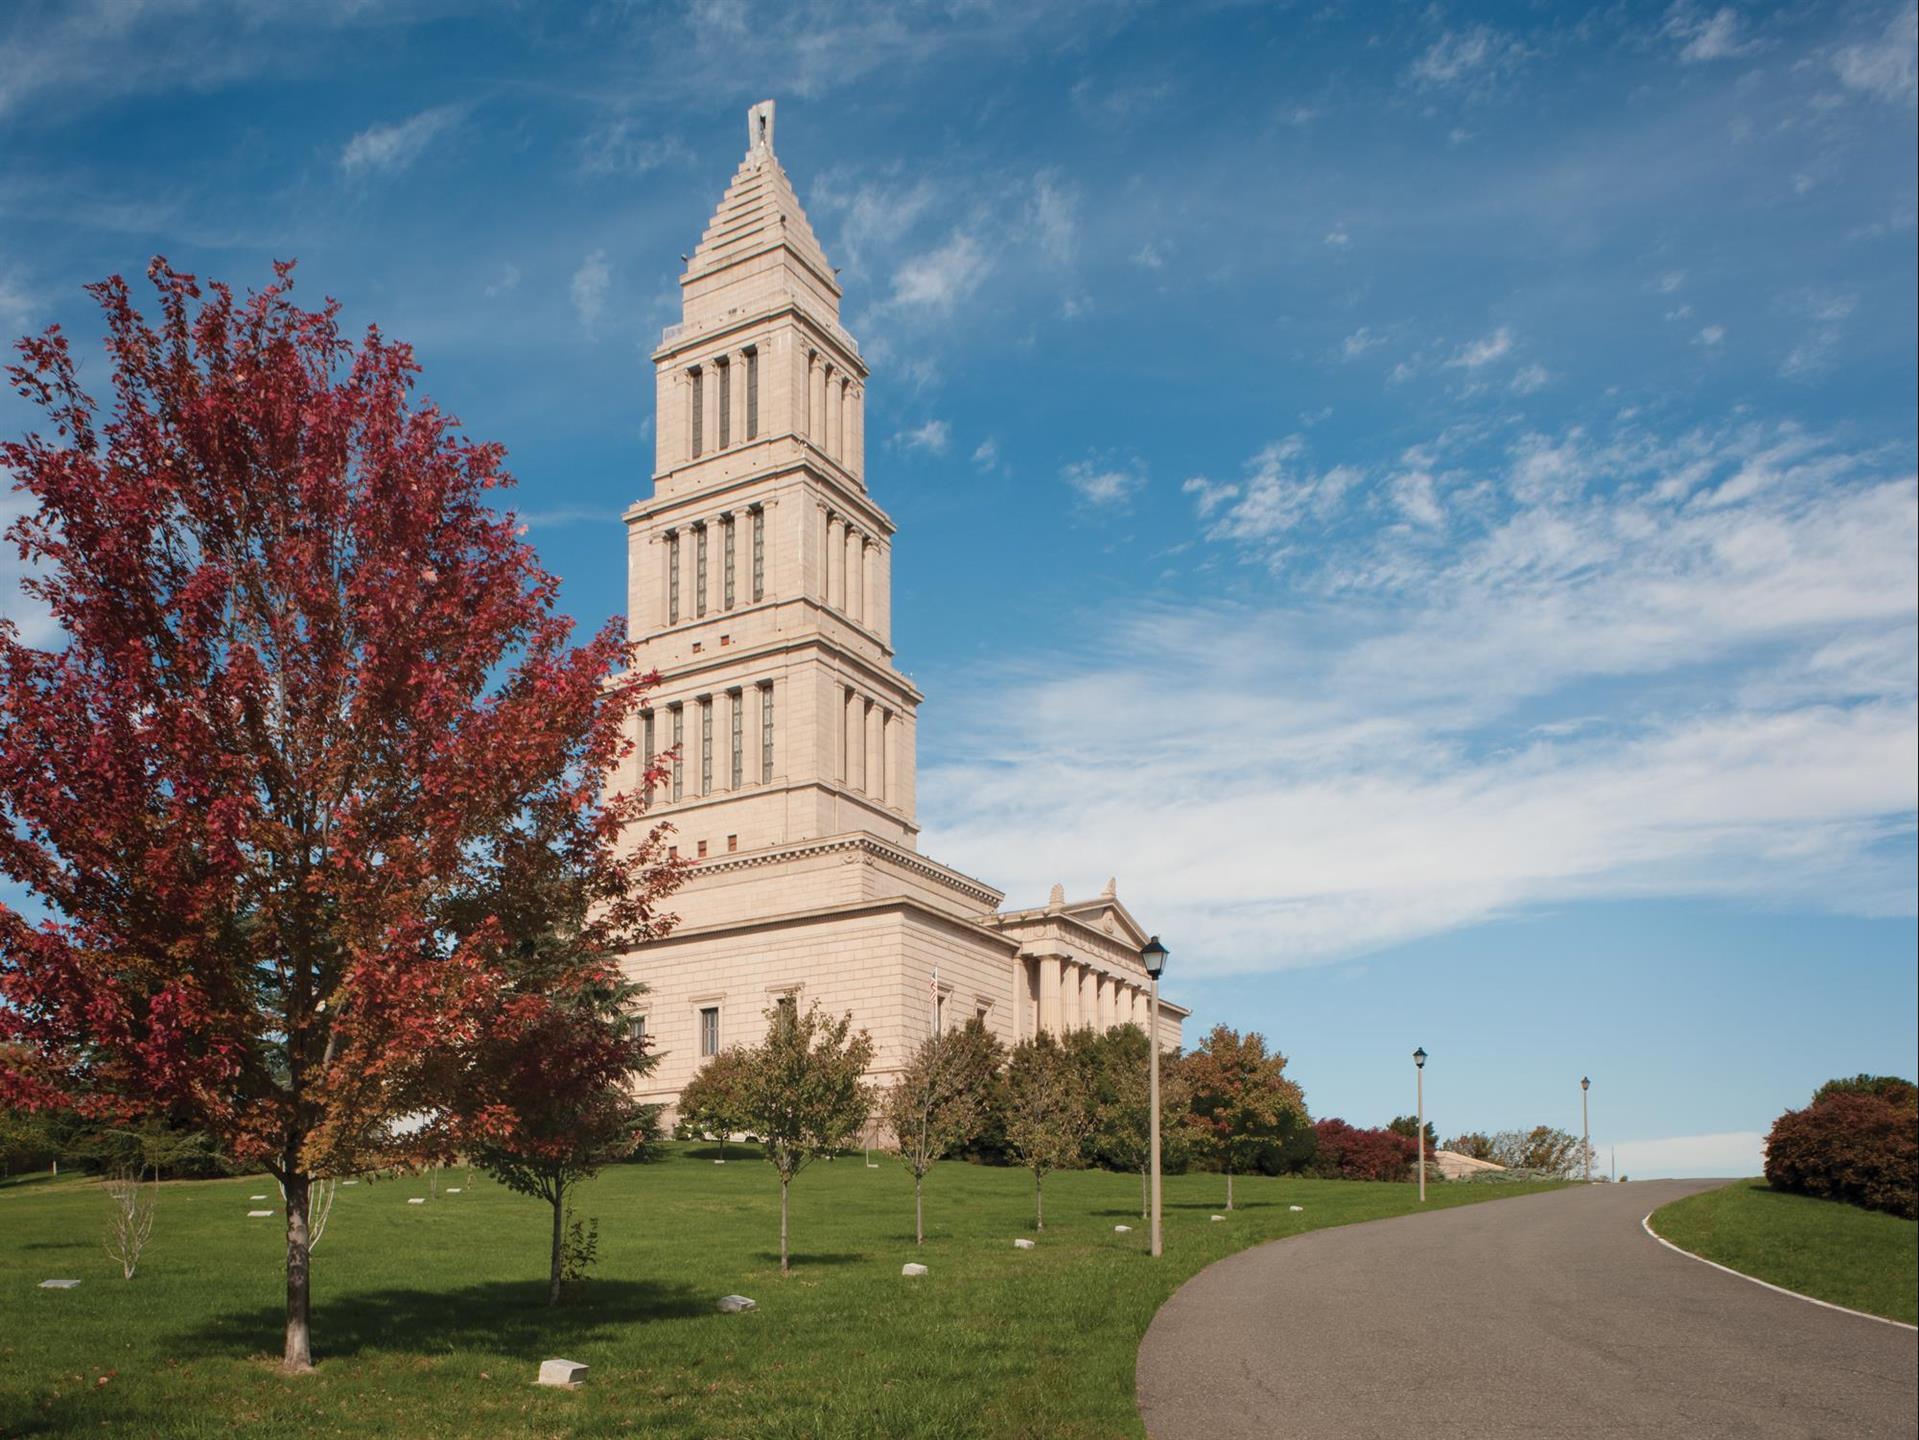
[1641, 1209, 1919, 1333]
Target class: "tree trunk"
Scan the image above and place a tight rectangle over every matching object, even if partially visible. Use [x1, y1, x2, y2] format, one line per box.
[915, 1173, 925, 1245]
[1035, 1171, 1045, 1230]
[779, 1176, 790, 1274]
[282, 1171, 313, 1373]
[1226, 1168, 1234, 1211]
[548, 1184, 565, 1306]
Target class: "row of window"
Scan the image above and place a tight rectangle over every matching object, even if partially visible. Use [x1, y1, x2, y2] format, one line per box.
[688, 348, 759, 458]
[629, 998, 793, 1060]
[666, 507, 765, 625]
[643, 682, 776, 802]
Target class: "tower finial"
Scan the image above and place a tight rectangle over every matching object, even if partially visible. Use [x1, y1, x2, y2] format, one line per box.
[748, 99, 775, 157]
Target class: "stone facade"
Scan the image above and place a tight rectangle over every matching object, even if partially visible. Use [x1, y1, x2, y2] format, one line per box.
[618, 102, 1186, 1118]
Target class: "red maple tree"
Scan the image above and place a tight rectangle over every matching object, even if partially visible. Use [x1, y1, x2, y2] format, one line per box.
[0, 260, 677, 1370]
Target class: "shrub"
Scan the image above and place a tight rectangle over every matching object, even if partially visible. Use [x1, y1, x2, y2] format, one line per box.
[1764, 1092, 1918, 1220]
[1308, 1118, 1417, 1181]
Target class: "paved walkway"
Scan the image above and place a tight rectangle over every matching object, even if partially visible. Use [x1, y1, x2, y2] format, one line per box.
[1136, 1180, 1917, 1439]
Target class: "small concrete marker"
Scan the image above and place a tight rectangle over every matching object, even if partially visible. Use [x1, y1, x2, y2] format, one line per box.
[407, 1197, 426, 1205]
[342, 1180, 358, 1186]
[446, 1187, 462, 1194]
[247, 1209, 273, 1217]
[1289, 1205, 1305, 1212]
[250, 1194, 268, 1200]
[901, 1263, 929, 1277]
[537, 1358, 588, 1389]
[713, 1159, 726, 1165]
[1013, 1238, 1035, 1250]
[1114, 1224, 1132, 1233]
[1210, 1215, 1225, 1222]
[716, 1294, 757, 1313]
[39, 1279, 81, 1289]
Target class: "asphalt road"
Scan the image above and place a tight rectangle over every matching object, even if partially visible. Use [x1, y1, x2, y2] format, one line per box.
[1136, 1180, 1918, 1439]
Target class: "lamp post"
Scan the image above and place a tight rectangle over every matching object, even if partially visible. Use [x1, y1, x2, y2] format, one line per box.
[1581, 1076, 1591, 1184]
[1413, 1047, 1428, 1202]
[1143, 935, 1169, 1259]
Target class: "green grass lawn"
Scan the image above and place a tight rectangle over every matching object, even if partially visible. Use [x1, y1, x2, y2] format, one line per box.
[2, 1148, 1562, 1438]
[1650, 1179, 1918, 1326]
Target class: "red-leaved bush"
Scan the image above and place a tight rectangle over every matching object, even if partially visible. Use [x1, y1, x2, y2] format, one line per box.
[1764, 1092, 1918, 1220]
[1308, 1118, 1417, 1181]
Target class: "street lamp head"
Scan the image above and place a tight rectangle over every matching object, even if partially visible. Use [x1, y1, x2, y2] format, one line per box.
[1413, 1046, 1427, 1069]
[1581, 1075, 1590, 1091]
[1141, 935, 1168, 980]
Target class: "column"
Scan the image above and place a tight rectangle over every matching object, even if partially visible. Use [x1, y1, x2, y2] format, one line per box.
[859, 539, 874, 628]
[1038, 957, 1062, 1036]
[851, 385, 864, 476]
[851, 692, 867, 792]
[806, 353, 820, 442]
[1094, 973, 1112, 1029]
[816, 506, 830, 603]
[881, 710, 896, 806]
[875, 542, 891, 643]
[1078, 966, 1098, 1030]
[865, 698, 882, 797]
[848, 529, 864, 623]
[824, 365, 839, 458]
[826, 515, 843, 611]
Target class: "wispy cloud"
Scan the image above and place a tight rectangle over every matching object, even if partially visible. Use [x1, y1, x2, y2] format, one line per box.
[1446, 327, 1515, 370]
[891, 232, 989, 312]
[570, 249, 611, 332]
[897, 418, 951, 454]
[1062, 456, 1145, 509]
[576, 118, 690, 177]
[1666, 6, 1751, 63]
[1831, 3, 1917, 104]
[340, 106, 462, 177]
[1408, 26, 1526, 92]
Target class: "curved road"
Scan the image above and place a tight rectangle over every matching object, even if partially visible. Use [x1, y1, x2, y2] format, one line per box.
[1137, 1180, 1917, 1439]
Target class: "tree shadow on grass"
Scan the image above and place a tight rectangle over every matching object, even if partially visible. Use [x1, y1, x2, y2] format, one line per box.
[751, 1251, 867, 1267]
[1169, 1199, 1278, 1211]
[170, 1277, 706, 1363]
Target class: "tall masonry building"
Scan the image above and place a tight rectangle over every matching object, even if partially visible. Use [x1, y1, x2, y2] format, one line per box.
[618, 101, 1185, 1115]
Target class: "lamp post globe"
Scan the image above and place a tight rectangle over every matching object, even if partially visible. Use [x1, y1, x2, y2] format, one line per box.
[1143, 936, 1168, 1257]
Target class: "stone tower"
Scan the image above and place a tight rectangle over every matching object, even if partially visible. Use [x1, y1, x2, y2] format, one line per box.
[624, 98, 920, 865]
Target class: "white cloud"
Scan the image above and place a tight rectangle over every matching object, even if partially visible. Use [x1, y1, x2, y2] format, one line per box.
[1181, 476, 1240, 519]
[1510, 362, 1551, 395]
[340, 106, 461, 177]
[1695, 324, 1726, 346]
[1409, 26, 1525, 90]
[923, 416, 1918, 976]
[1653, 270, 1687, 294]
[973, 439, 1000, 472]
[570, 250, 611, 333]
[1446, 327, 1514, 370]
[1132, 242, 1166, 270]
[1323, 226, 1351, 249]
[1062, 457, 1145, 508]
[576, 119, 690, 177]
[1832, 4, 1918, 104]
[1668, 6, 1749, 63]
[1030, 174, 1077, 266]
[1615, 1131, 1764, 1179]
[483, 264, 520, 299]
[897, 419, 950, 454]
[1342, 327, 1385, 360]
[891, 232, 989, 312]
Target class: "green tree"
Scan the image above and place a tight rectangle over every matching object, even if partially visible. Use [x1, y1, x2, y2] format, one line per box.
[1812, 1075, 1918, 1110]
[1004, 1034, 1095, 1231]
[883, 1019, 1003, 1244]
[739, 1001, 875, 1274]
[675, 1048, 755, 1160]
[1182, 1025, 1309, 1210]
[1489, 1125, 1585, 1177]
[1074, 1025, 1192, 1218]
[1444, 1131, 1496, 1162]
[1389, 1115, 1439, 1152]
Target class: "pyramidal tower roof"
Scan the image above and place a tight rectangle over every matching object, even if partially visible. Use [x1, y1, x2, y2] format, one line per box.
[682, 100, 840, 308]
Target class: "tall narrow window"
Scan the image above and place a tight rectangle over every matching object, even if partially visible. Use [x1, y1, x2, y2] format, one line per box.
[628, 1014, 647, 1046]
[760, 683, 774, 782]
[745, 348, 759, 439]
[689, 369, 704, 457]
[729, 689, 744, 789]
[723, 515, 736, 610]
[667, 532, 681, 624]
[670, 706, 684, 802]
[751, 507, 765, 602]
[695, 525, 708, 617]
[699, 1006, 719, 1057]
[717, 358, 731, 449]
[641, 709, 655, 797]
[700, 698, 713, 795]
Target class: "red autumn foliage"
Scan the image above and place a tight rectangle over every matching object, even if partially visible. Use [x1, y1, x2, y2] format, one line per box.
[1309, 1117, 1418, 1181]
[0, 260, 678, 1368]
[1764, 1092, 1918, 1220]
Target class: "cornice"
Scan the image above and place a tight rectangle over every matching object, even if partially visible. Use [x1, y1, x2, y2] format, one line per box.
[679, 831, 1004, 910]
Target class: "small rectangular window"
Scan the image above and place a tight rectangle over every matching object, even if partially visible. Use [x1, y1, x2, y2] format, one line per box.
[629, 1015, 647, 1046]
[717, 358, 731, 449]
[760, 684, 774, 782]
[671, 706, 684, 802]
[667, 532, 681, 624]
[727, 834, 738, 853]
[745, 348, 759, 439]
[724, 516, 736, 610]
[700, 698, 713, 795]
[690, 369, 703, 457]
[729, 689, 744, 789]
[751, 507, 765, 602]
[776, 994, 796, 1021]
[700, 1006, 720, 1057]
[695, 526, 708, 617]
[697, 839, 708, 859]
[641, 709, 655, 797]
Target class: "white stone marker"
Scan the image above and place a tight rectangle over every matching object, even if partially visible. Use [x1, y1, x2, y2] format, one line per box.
[1114, 1224, 1132, 1233]
[247, 1209, 273, 1217]
[342, 1180, 358, 1186]
[250, 1194, 268, 1200]
[537, 1358, 587, 1389]
[446, 1188, 462, 1194]
[1013, 1238, 1035, 1250]
[39, 1279, 81, 1289]
[407, 1197, 426, 1205]
[1289, 1205, 1304, 1212]
[901, 1263, 928, 1277]
[716, 1294, 757, 1313]
[713, 1159, 725, 1165]
[1210, 1215, 1225, 1222]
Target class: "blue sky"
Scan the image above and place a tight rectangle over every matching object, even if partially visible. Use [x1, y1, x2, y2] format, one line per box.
[2, 1, 1914, 1177]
